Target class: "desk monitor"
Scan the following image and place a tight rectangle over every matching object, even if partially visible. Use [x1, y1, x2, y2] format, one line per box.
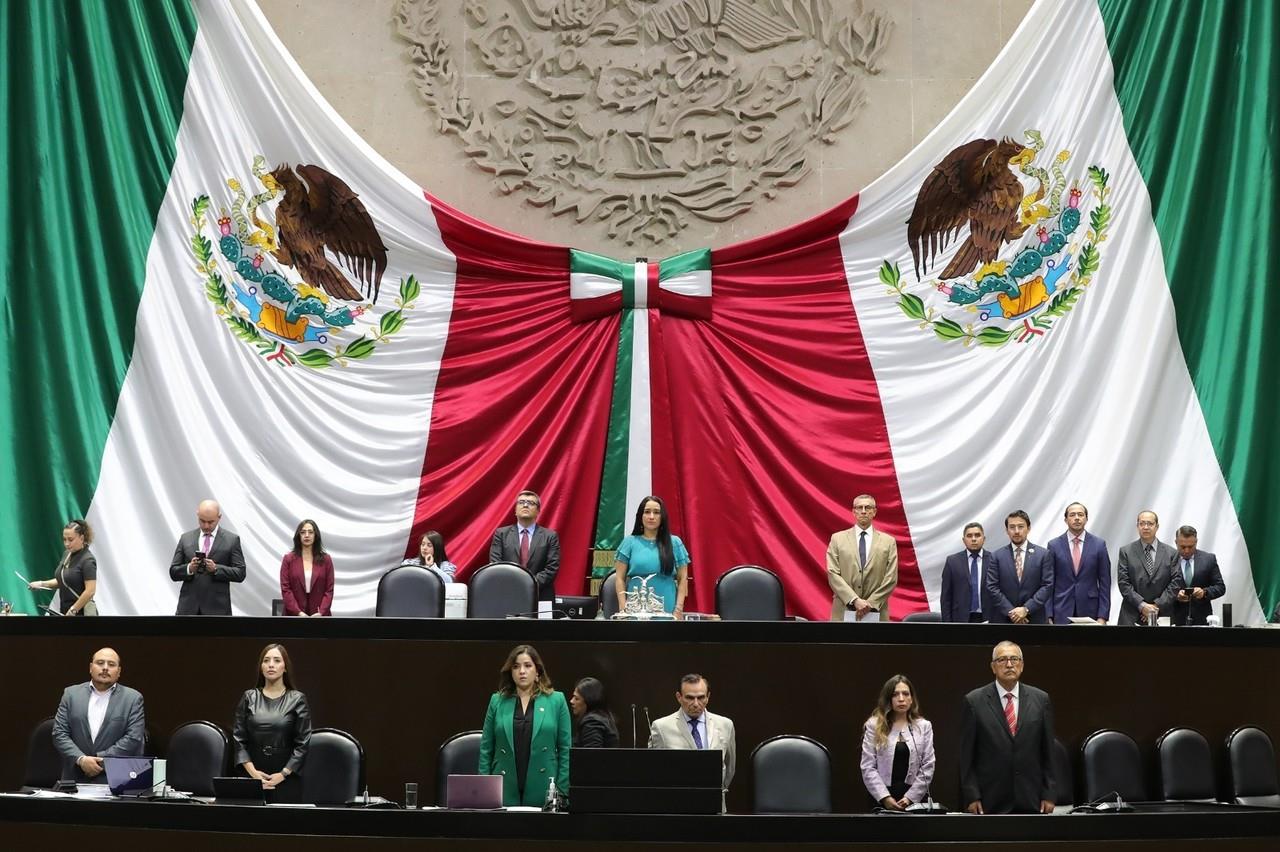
[570, 748, 722, 814]
[555, 595, 599, 620]
[212, 776, 266, 804]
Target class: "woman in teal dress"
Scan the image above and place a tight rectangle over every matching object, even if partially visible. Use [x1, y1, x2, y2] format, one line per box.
[613, 495, 691, 618]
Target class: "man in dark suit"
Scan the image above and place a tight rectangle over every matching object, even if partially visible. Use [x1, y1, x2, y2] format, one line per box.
[168, 499, 247, 615]
[52, 647, 146, 782]
[960, 641, 1055, 814]
[489, 490, 560, 602]
[1116, 510, 1183, 626]
[940, 522, 994, 622]
[1047, 502, 1111, 624]
[1171, 525, 1226, 626]
[986, 510, 1054, 624]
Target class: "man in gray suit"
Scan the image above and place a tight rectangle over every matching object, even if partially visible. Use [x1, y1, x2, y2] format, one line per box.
[488, 489, 560, 602]
[169, 499, 247, 615]
[1116, 510, 1183, 625]
[648, 673, 736, 810]
[52, 647, 146, 782]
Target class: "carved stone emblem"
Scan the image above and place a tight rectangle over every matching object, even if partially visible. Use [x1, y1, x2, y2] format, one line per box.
[395, 0, 893, 245]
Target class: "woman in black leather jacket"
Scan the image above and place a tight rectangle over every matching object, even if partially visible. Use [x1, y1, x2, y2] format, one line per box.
[234, 643, 312, 801]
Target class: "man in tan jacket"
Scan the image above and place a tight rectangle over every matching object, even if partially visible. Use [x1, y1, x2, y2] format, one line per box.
[828, 494, 899, 621]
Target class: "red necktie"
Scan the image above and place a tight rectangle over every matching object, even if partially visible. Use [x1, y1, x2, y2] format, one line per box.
[1072, 537, 1082, 575]
[1004, 692, 1018, 736]
[519, 528, 530, 567]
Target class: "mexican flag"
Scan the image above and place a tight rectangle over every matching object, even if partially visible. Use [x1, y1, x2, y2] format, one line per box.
[1, 0, 1274, 623]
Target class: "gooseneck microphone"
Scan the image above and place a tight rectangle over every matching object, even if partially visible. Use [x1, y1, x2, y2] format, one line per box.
[630, 704, 638, 748]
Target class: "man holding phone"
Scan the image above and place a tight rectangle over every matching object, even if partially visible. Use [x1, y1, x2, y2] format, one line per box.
[168, 499, 247, 615]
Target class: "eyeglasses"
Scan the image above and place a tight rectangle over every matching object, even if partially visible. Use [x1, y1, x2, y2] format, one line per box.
[515, 499, 538, 507]
[994, 656, 1023, 665]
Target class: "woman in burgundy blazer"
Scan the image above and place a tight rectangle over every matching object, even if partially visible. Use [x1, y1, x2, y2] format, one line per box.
[279, 519, 335, 616]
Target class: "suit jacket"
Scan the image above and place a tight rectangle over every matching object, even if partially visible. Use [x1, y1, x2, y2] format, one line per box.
[52, 681, 146, 782]
[987, 542, 1054, 624]
[489, 525, 560, 602]
[1047, 531, 1111, 623]
[940, 549, 995, 623]
[279, 552, 335, 616]
[1116, 538, 1182, 625]
[574, 711, 620, 749]
[169, 528, 247, 615]
[959, 682, 1055, 814]
[1170, 548, 1226, 626]
[648, 709, 737, 808]
[860, 717, 936, 804]
[827, 527, 899, 621]
[478, 690, 571, 807]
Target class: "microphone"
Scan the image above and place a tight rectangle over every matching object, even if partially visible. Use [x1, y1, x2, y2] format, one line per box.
[905, 722, 945, 813]
[630, 704, 638, 749]
[643, 706, 651, 732]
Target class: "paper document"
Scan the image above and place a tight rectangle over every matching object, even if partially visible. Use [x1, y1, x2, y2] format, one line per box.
[843, 609, 880, 623]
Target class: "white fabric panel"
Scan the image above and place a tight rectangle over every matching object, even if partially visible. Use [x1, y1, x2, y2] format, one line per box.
[839, 0, 1262, 623]
[570, 271, 621, 300]
[659, 269, 711, 298]
[624, 265, 654, 530]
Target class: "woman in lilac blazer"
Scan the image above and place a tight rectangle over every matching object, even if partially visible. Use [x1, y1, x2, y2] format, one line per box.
[279, 519, 334, 616]
[860, 674, 935, 810]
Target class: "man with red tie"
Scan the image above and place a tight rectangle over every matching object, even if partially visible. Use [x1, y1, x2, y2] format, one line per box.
[959, 641, 1056, 814]
[168, 499, 247, 615]
[488, 490, 560, 602]
[1047, 502, 1111, 624]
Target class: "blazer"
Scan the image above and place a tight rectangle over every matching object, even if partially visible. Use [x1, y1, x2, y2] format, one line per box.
[169, 528, 248, 615]
[1047, 531, 1112, 623]
[233, 687, 312, 776]
[1116, 538, 1183, 626]
[939, 549, 995, 623]
[860, 717, 936, 805]
[827, 526, 899, 621]
[1170, 548, 1226, 626]
[279, 552, 335, 616]
[648, 708, 737, 805]
[479, 690, 572, 807]
[959, 682, 1055, 814]
[489, 525, 561, 602]
[52, 681, 146, 782]
[986, 542, 1054, 624]
[574, 711, 620, 749]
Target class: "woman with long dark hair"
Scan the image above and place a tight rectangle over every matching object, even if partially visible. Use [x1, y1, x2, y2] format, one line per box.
[613, 495, 691, 618]
[478, 644, 571, 806]
[570, 677, 619, 748]
[279, 519, 335, 616]
[860, 674, 935, 810]
[234, 643, 312, 802]
[399, 530, 456, 582]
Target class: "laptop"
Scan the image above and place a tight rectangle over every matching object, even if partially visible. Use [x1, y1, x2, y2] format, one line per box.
[212, 776, 267, 804]
[555, 595, 599, 620]
[445, 774, 503, 809]
[104, 757, 165, 798]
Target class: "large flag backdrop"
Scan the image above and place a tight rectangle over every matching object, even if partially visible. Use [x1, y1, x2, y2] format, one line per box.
[1, 0, 1274, 622]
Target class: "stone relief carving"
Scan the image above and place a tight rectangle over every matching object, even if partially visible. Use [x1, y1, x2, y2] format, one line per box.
[395, 0, 893, 245]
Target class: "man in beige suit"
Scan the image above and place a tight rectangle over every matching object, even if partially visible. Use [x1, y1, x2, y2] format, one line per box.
[648, 673, 736, 810]
[828, 494, 900, 621]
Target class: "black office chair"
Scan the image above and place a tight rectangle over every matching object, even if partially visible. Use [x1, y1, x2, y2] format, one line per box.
[750, 735, 832, 813]
[1051, 737, 1074, 806]
[271, 598, 285, 616]
[467, 562, 536, 618]
[902, 611, 942, 623]
[1226, 725, 1280, 807]
[1156, 727, 1215, 802]
[300, 728, 365, 805]
[22, 717, 60, 789]
[598, 580, 620, 619]
[166, 720, 229, 797]
[435, 730, 483, 805]
[715, 565, 785, 620]
[1081, 729, 1146, 803]
[375, 564, 446, 618]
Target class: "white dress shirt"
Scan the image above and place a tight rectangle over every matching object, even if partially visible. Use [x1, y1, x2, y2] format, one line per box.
[88, 682, 118, 743]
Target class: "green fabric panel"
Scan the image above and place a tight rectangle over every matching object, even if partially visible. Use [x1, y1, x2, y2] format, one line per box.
[0, 0, 198, 612]
[568, 248, 628, 281]
[1097, 0, 1280, 616]
[592, 309, 635, 555]
[657, 247, 710, 280]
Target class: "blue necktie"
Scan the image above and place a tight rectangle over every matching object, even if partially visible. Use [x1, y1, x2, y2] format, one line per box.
[1183, 558, 1193, 586]
[969, 552, 980, 612]
[688, 717, 703, 749]
[859, 530, 868, 568]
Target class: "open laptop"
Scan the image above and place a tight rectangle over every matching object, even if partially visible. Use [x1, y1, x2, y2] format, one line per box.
[212, 776, 267, 804]
[445, 774, 503, 809]
[104, 757, 165, 798]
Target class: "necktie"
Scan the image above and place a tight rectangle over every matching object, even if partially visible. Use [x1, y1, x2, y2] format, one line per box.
[1014, 547, 1024, 583]
[858, 530, 868, 569]
[1004, 692, 1017, 735]
[1183, 558, 1193, 586]
[520, 528, 531, 567]
[202, 533, 212, 555]
[1143, 544, 1154, 576]
[1071, 536, 1082, 575]
[969, 552, 980, 612]
[688, 717, 703, 749]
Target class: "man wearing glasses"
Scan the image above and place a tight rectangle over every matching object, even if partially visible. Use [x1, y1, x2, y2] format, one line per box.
[489, 490, 561, 602]
[827, 494, 899, 621]
[1116, 510, 1182, 626]
[959, 641, 1056, 814]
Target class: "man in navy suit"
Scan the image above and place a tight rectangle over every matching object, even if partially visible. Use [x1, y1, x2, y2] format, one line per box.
[1171, 525, 1226, 626]
[1047, 502, 1111, 624]
[940, 522, 994, 622]
[489, 489, 561, 602]
[986, 510, 1054, 624]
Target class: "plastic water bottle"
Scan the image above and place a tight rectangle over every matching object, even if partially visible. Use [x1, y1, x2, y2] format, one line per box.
[543, 778, 560, 812]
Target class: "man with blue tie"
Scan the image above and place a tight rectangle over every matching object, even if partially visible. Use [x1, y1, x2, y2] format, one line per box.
[1047, 502, 1111, 624]
[987, 510, 1054, 624]
[940, 523, 994, 622]
[827, 494, 900, 621]
[1171, 526, 1225, 626]
[648, 674, 737, 811]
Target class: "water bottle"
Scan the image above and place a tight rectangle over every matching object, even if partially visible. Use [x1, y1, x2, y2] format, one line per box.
[543, 778, 560, 812]
[0, 597, 11, 615]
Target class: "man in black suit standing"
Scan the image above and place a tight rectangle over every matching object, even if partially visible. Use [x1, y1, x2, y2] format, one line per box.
[52, 647, 146, 782]
[940, 522, 994, 622]
[489, 490, 560, 602]
[1171, 525, 1226, 626]
[960, 641, 1056, 814]
[168, 499, 247, 615]
[1116, 510, 1182, 626]
[986, 511, 1054, 624]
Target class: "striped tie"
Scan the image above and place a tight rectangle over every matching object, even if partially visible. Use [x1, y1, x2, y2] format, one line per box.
[1004, 692, 1017, 736]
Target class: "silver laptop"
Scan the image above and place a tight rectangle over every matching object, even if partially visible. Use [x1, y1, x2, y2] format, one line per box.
[446, 774, 503, 809]
[104, 757, 165, 797]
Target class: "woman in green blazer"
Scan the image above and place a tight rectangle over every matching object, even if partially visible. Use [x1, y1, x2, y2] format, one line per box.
[479, 644, 572, 807]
